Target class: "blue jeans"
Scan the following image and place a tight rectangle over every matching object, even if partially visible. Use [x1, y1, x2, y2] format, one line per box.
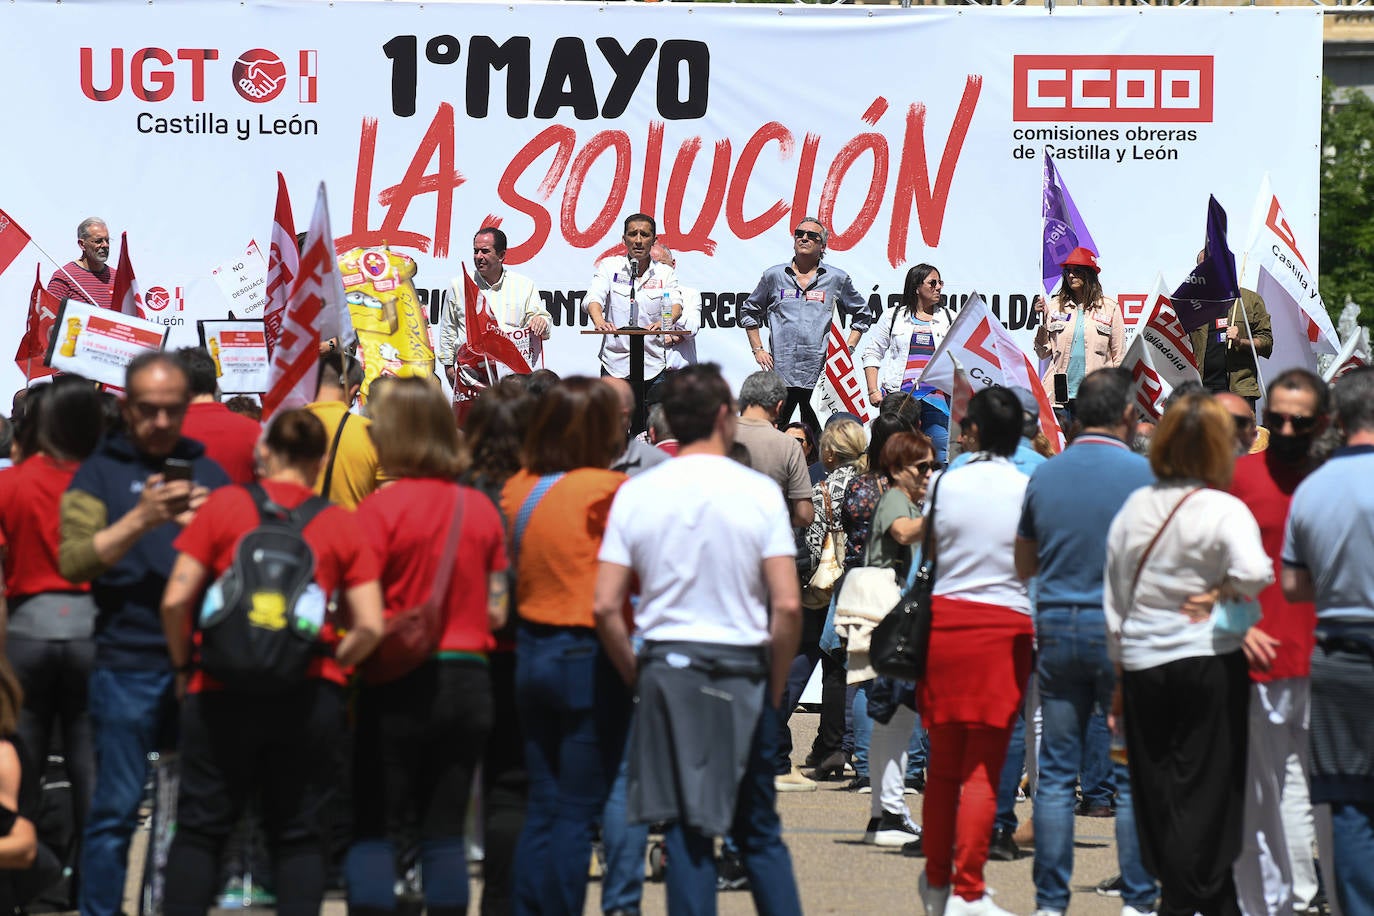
[513, 626, 631, 916]
[995, 712, 1026, 832]
[601, 737, 650, 914]
[851, 682, 927, 779]
[1330, 802, 1374, 915]
[80, 666, 175, 916]
[1032, 608, 1155, 912]
[661, 701, 801, 916]
[1081, 709, 1116, 808]
[919, 400, 950, 467]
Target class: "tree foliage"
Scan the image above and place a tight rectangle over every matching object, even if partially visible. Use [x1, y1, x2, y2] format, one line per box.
[1320, 80, 1374, 329]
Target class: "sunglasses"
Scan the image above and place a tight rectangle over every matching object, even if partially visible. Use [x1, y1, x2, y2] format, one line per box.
[794, 229, 824, 243]
[1230, 413, 1254, 431]
[1264, 411, 1318, 433]
[911, 460, 934, 475]
[925, 279, 943, 288]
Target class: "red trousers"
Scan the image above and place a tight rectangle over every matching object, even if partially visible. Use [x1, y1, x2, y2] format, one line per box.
[922, 723, 1014, 902]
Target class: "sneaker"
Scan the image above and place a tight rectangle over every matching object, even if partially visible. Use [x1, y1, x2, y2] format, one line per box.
[862, 816, 881, 844]
[873, 810, 921, 847]
[1095, 874, 1124, 898]
[905, 772, 926, 794]
[774, 766, 818, 793]
[1031, 910, 1065, 916]
[1121, 906, 1155, 916]
[919, 872, 950, 916]
[945, 893, 1014, 915]
[1076, 801, 1115, 818]
[845, 775, 871, 793]
[901, 836, 924, 857]
[987, 826, 1020, 862]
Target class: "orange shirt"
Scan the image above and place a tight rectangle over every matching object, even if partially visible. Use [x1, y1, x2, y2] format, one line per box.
[501, 468, 625, 628]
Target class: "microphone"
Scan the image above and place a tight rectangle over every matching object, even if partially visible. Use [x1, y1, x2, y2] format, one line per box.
[627, 256, 639, 327]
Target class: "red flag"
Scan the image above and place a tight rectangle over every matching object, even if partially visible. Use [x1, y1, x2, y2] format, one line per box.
[263, 183, 344, 419]
[110, 233, 145, 318]
[14, 263, 58, 381]
[263, 172, 299, 359]
[459, 264, 532, 375]
[0, 209, 32, 279]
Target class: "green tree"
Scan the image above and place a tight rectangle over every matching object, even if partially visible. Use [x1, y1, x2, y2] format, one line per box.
[1321, 80, 1374, 328]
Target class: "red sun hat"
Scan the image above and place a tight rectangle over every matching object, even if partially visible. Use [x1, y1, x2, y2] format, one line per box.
[1060, 247, 1100, 273]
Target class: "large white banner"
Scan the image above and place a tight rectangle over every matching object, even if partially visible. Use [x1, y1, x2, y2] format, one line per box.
[0, 1, 1322, 403]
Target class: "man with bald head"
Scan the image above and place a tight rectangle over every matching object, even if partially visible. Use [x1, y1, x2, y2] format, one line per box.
[604, 376, 669, 477]
[49, 217, 117, 310]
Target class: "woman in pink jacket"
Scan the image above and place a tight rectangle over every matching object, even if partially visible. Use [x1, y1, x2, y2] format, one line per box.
[1033, 247, 1125, 406]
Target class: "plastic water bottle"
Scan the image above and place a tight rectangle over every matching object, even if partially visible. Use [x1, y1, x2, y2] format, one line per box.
[660, 290, 674, 331]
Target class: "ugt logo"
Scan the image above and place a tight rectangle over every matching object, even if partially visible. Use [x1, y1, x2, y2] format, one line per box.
[80, 48, 318, 103]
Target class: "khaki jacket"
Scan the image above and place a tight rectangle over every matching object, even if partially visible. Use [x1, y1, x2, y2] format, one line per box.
[1034, 296, 1125, 398]
[1187, 289, 1272, 399]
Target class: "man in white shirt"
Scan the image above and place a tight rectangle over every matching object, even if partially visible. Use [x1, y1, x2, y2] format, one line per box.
[584, 215, 682, 427]
[650, 243, 700, 371]
[439, 226, 551, 387]
[594, 363, 803, 916]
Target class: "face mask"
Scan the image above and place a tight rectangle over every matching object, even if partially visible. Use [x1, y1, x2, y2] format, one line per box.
[1268, 432, 1313, 465]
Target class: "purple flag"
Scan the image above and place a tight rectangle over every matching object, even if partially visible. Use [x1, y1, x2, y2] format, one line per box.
[1171, 195, 1240, 332]
[1042, 154, 1099, 295]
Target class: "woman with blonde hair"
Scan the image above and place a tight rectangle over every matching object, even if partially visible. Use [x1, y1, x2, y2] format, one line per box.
[347, 376, 510, 916]
[802, 418, 868, 779]
[1104, 392, 1272, 916]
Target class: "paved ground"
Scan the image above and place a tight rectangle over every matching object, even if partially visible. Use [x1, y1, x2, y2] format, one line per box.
[121, 712, 1132, 915]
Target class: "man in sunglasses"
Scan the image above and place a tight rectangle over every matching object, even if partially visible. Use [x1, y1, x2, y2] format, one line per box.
[740, 218, 873, 431]
[1230, 368, 1330, 916]
[1216, 392, 1263, 456]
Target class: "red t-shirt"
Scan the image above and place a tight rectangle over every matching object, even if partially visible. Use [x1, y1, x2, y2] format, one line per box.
[355, 479, 507, 655]
[0, 455, 89, 598]
[181, 402, 261, 485]
[49, 262, 115, 310]
[1229, 451, 1316, 682]
[173, 479, 380, 691]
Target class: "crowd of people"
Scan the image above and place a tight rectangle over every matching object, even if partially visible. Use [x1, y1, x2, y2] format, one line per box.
[0, 211, 1365, 916]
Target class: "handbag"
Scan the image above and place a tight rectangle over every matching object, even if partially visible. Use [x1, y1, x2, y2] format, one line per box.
[804, 487, 845, 609]
[869, 473, 943, 683]
[361, 486, 467, 685]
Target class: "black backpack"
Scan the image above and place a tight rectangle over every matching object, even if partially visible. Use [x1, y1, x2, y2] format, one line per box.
[197, 483, 332, 695]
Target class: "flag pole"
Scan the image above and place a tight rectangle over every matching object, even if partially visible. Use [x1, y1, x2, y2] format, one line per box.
[26, 236, 102, 306]
[1236, 297, 1266, 401]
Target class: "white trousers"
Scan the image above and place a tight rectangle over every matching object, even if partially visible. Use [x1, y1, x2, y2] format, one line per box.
[870, 704, 917, 819]
[1234, 678, 1318, 915]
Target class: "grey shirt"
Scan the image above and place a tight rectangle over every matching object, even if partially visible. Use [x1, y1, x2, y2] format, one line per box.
[739, 261, 872, 389]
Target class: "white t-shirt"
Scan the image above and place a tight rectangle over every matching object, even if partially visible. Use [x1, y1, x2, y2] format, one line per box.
[1104, 481, 1273, 672]
[599, 453, 796, 646]
[930, 456, 1031, 614]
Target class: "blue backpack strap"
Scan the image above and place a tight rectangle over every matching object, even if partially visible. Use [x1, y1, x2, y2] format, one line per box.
[510, 473, 566, 572]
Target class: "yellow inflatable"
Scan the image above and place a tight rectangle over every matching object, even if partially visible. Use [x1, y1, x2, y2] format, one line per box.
[337, 246, 435, 405]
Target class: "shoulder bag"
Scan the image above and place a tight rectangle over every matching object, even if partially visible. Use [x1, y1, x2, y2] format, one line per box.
[803, 486, 845, 609]
[869, 473, 943, 683]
